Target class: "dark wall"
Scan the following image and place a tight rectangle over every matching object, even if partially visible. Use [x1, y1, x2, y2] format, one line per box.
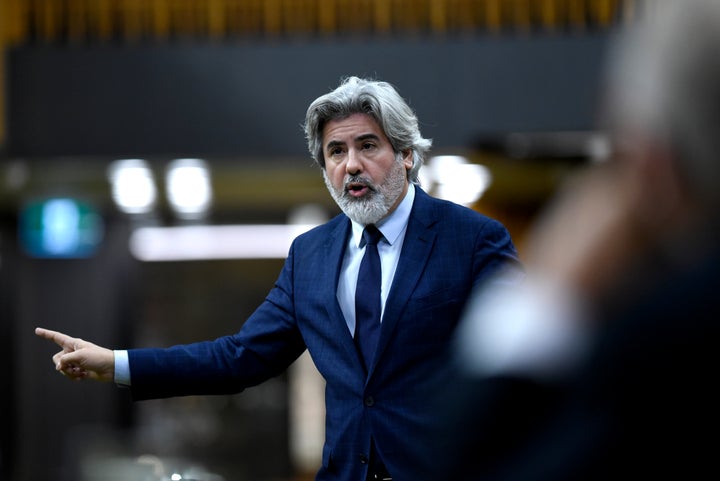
[6, 216, 293, 481]
[0, 227, 18, 481]
[10, 219, 136, 481]
[6, 33, 610, 158]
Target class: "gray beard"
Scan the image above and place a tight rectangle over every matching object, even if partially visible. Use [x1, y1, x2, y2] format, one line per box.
[323, 161, 407, 226]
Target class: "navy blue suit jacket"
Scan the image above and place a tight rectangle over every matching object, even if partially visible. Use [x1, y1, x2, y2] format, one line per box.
[127, 187, 521, 481]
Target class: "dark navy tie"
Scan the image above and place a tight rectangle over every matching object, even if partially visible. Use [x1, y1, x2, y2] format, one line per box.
[355, 225, 383, 371]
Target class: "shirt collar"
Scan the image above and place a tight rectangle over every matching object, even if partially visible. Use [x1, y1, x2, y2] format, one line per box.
[351, 183, 415, 248]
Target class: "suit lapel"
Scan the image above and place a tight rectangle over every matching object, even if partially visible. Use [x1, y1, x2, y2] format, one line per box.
[368, 188, 438, 377]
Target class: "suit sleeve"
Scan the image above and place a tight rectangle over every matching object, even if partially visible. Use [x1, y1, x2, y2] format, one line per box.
[127, 240, 307, 401]
[472, 216, 524, 289]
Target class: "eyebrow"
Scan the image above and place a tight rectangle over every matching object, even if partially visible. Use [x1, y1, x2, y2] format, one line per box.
[356, 133, 381, 143]
[325, 140, 344, 151]
[324, 133, 381, 151]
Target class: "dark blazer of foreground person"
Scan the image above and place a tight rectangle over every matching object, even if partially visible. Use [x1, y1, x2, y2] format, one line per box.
[433, 242, 720, 480]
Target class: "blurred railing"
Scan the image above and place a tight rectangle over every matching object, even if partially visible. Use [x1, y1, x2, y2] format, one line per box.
[1, 0, 637, 45]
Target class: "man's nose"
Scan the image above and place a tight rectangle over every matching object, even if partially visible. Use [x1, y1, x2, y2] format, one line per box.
[345, 149, 363, 174]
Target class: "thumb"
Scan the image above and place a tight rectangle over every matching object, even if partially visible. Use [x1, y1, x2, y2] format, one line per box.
[57, 345, 115, 382]
[58, 350, 85, 369]
[56, 351, 91, 381]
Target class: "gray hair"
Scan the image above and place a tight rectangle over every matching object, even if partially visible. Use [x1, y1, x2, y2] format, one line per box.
[606, 0, 720, 210]
[304, 76, 432, 184]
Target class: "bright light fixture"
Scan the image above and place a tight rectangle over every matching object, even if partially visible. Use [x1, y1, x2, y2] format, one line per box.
[107, 159, 157, 214]
[427, 155, 492, 206]
[165, 158, 212, 219]
[129, 224, 318, 261]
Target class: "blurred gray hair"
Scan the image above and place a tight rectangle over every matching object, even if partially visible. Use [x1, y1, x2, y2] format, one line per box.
[607, 0, 720, 210]
[304, 76, 432, 184]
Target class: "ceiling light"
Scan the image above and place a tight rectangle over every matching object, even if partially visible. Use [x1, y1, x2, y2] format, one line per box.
[165, 158, 212, 220]
[129, 224, 318, 261]
[107, 159, 157, 215]
[428, 155, 493, 206]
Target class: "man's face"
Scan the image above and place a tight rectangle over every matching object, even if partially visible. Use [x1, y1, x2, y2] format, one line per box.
[322, 113, 413, 225]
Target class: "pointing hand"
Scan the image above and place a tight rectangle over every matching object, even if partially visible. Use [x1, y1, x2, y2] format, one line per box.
[35, 327, 115, 382]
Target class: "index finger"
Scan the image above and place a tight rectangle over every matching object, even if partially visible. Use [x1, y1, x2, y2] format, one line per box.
[35, 327, 76, 349]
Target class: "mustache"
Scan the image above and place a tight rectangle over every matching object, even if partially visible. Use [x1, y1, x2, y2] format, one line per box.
[344, 175, 376, 192]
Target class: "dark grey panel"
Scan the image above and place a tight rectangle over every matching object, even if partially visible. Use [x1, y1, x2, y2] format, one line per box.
[6, 34, 610, 157]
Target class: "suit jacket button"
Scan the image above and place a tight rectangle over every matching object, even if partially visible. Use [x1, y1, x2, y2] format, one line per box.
[364, 396, 375, 406]
[360, 454, 369, 464]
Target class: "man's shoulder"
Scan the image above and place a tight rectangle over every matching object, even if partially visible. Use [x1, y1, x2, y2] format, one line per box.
[413, 187, 501, 227]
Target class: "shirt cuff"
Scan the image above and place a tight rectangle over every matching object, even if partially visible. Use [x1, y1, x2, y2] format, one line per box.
[113, 349, 131, 386]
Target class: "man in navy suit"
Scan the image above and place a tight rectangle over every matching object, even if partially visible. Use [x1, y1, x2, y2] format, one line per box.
[36, 76, 521, 481]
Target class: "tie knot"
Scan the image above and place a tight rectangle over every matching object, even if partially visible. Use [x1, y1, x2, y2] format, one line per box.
[362, 225, 384, 247]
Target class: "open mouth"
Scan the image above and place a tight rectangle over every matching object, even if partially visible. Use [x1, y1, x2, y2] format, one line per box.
[346, 181, 372, 198]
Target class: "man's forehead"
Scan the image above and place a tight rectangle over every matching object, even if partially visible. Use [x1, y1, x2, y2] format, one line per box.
[322, 113, 385, 143]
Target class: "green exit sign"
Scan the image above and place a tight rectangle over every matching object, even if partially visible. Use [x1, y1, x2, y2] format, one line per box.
[19, 198, 104, 258]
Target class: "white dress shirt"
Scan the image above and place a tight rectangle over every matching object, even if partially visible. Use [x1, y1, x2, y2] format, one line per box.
[337, 184, 415, 336]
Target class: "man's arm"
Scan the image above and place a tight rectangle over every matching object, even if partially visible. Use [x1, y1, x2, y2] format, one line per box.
[35, 327, 115, 382]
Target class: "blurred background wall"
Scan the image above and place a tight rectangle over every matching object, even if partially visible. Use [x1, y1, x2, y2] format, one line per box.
[0, 1, 641, 480]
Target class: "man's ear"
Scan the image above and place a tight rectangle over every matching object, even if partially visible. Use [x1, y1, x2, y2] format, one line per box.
[402, 149, 413, 170]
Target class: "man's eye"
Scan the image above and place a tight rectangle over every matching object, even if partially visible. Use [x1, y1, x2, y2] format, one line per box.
[362, 142, 375, 150]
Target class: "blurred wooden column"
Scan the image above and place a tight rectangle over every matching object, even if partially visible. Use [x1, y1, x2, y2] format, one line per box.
[264, 0, 282, 36]
[207, 0, 225, 38]
[484, 0, 502, 32]
[591, 0, 620, 27]
[317, 0, 337, 34]
[429, 0, 447, 32]
[0, 0, 7, 150]
[512, 0, 532, 33]
[539, 0, 560, 30]
[0, 0, 26, 149]
[86, 0, 114, 42]
[373, 0, 392, 33]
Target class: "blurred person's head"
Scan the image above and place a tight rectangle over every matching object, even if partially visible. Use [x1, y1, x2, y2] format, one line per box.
[605, 0, 720, 222]
[304, 77, 432, 225]
[524, 1, 720, 296]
